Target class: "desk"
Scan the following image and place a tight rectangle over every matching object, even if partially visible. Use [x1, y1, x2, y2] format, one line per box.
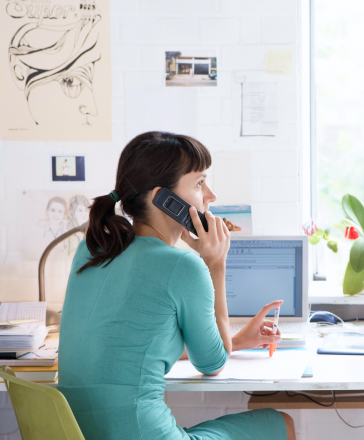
[1, 335, 364, 393]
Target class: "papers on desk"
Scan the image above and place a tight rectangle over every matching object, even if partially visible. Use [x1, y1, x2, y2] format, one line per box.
[0, 302, 48, 351]
[165, 348, 314, 382]
[0, 334, 58, 366]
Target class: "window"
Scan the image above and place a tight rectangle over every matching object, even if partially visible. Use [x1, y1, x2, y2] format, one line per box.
[312, 0, 364, 280]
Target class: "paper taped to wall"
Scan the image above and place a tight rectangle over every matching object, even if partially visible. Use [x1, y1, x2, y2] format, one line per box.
[240, 82, 278, 136]
[265, 50, 292, 75]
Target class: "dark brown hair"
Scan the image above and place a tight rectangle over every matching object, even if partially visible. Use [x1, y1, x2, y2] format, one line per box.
[78, 131, 211, 273]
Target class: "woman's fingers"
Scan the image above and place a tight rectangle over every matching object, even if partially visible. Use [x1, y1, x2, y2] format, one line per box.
[216, 217, 225, 241]
[255, 300, 284, 321]
[189, 206, 207, 237]
[204, 210, 217, 238]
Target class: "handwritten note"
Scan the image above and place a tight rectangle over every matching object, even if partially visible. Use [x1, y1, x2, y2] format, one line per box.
[240, 82, 278, 136]
[265, 50, 292, 75]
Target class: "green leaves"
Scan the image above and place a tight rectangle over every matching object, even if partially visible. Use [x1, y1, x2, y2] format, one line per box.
[342, 194, 364, 233]
[327, 241, 338, 253]
[349, 237, 364, 273]
[308, 235, 320, 245]
[343, 261, 364, 296]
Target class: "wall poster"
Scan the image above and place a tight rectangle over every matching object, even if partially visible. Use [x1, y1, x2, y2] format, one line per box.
[0, 0, 112, 141]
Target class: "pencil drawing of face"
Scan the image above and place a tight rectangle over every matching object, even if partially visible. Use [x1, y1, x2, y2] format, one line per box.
[37, 196, 67, 240]
[47, 198, 67, 222]
[68, 195, 89, 229]
[8, 15, 102, 127]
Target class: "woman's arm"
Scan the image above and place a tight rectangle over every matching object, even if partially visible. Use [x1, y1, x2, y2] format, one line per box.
[206, 261, 231, 356]
[177, 262, 231, 373]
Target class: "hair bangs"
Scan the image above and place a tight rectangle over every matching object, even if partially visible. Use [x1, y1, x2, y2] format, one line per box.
[178, 135, 212, 175]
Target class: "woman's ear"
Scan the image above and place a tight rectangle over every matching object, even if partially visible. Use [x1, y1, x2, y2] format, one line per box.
[151, 186, 162, 200]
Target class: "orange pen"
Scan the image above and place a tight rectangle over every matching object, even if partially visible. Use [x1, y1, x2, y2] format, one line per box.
[269, 306, 280, 357]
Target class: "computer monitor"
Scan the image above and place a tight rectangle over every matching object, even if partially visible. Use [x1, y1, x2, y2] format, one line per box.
[227, 236, 308, 324]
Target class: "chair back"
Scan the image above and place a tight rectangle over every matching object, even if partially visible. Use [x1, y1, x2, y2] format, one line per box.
[0, 366, 85, 440]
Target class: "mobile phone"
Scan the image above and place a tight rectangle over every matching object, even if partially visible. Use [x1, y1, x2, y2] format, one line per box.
[152, 187, 208, 237]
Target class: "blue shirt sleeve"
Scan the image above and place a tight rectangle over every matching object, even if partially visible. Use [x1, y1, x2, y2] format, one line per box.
[167, 251, 228, 375]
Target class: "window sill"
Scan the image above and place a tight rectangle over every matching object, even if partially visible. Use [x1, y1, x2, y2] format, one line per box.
[310, 281, 364, 305]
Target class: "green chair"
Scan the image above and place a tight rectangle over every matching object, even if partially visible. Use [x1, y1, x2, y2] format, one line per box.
[0, 366, 85, 440]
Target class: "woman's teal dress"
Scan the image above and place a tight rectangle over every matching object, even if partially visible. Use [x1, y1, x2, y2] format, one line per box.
[58, 236, 286, 440]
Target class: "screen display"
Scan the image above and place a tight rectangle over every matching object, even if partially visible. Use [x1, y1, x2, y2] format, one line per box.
[225, 240, 303, 317]
[164, 197, 184, 215]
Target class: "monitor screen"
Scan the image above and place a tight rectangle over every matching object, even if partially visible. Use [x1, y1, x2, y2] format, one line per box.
[225, 239, 303, 317]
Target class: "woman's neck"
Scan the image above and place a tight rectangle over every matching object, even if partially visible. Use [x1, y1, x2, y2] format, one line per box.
[133, 221, 182, 247]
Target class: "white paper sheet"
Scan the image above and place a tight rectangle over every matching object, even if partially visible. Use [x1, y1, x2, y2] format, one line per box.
[240, 82, 278, 136]
[0, 302, 46, 323]
[165, 349, 314, 381]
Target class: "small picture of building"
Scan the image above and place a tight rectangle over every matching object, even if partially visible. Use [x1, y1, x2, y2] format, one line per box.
[165, 51, 217, 87]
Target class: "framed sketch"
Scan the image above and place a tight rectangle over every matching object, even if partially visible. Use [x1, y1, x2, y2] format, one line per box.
[52, 156, 85, 181]
[0, 0, 112, 141]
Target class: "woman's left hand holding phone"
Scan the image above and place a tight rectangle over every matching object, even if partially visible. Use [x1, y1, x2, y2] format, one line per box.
[180, 207, 230, 268]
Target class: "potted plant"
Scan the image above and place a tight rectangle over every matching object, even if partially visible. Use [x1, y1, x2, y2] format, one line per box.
[341, 194, 364, 295]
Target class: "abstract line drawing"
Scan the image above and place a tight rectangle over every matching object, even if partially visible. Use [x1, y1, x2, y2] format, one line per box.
[8, 12, 101, 126]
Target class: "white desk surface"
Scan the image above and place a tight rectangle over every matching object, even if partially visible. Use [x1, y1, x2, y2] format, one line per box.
[1, 335, 364, 392]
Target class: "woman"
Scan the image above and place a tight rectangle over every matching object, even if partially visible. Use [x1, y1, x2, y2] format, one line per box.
[58, 131, 296, 440]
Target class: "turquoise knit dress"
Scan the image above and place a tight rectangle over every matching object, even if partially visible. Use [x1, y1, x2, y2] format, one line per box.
[58, 236, 286, 440]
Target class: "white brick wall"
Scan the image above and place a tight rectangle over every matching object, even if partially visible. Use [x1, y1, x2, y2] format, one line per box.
[1, 0, 341, 438]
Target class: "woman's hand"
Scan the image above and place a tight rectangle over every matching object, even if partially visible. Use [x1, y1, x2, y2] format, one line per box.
[180, 207, 230, 268]
[232, 300, 283, 351]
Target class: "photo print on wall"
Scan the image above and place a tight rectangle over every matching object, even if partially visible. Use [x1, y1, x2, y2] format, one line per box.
[0, 0, 112, 141]
[209, 206, 252, 236]
[165, 51, 217, 87]
[52, 156, 85, 181]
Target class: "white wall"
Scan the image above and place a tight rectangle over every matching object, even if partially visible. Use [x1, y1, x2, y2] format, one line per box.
[0, 1, 344, 439]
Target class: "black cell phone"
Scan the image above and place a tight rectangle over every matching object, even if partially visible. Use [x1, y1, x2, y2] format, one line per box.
[152, 187, 208, 237]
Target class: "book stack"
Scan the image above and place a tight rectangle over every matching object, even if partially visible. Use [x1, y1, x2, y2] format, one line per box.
[0, 302, 58, 367]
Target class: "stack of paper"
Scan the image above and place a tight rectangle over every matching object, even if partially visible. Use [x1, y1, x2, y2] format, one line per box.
[0, 302, 48, 352]
[0, 334, 58, 367]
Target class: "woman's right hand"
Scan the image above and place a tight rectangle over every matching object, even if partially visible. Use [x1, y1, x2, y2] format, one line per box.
[180, 206, 230, 268]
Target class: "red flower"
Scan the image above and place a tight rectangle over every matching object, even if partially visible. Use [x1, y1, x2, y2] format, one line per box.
[345, 226, 359, 240]
[302, 221, 318, 237]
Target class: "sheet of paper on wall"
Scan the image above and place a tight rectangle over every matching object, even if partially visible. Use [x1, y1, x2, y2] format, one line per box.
[265, 50, 293, 75]
[19, 190, 110, 261]
[165, 349, 314, 381]
[213, 152, 251, 206]
[240, 82, 278, 136]
[0, 0, 112, 141]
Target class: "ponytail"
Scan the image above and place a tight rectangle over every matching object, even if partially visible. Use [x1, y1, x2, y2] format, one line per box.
[77, 194, 135, 274]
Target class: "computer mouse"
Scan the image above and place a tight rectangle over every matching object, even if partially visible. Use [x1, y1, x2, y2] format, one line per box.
[310, 311, 338, 325]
